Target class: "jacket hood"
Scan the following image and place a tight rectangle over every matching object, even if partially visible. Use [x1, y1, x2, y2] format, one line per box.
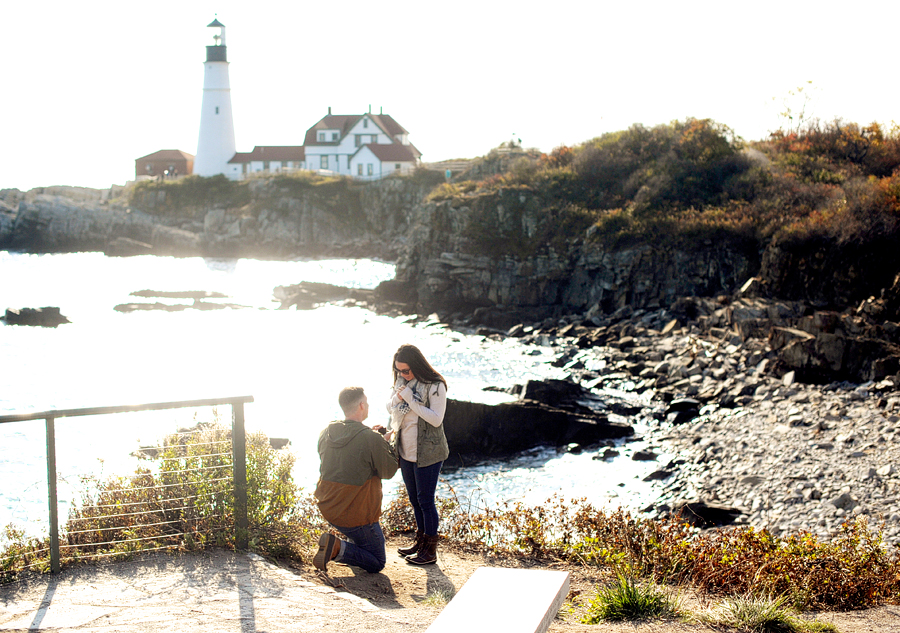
[323, 419, 369, 448]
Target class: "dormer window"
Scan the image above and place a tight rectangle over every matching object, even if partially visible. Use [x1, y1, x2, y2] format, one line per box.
[317, 132, 325, 142]
[331, 132, 338, 141]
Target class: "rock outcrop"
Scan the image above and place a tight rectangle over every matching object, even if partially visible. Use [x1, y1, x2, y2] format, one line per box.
[4, 307, 70, 327]
[443, 398, 632, 463]
[0, 191, 200, 256]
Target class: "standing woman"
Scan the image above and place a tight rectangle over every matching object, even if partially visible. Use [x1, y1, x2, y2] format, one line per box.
[387, 344, 449, 565]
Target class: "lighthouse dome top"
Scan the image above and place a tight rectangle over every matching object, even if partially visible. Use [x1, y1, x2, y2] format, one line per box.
[208, 18, 225, 28]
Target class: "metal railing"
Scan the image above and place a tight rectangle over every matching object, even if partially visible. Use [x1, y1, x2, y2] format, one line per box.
[0, 395, 254, 573]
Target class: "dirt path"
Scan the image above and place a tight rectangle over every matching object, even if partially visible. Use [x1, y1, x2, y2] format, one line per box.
[293, 536, 900, 633]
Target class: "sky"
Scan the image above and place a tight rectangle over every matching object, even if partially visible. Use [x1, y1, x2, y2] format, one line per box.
[2, 0, 897, 191]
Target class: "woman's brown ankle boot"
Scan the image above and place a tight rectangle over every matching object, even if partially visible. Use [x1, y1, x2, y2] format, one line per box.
[405, 534, 438, 565]
[397, 531, 424, 557]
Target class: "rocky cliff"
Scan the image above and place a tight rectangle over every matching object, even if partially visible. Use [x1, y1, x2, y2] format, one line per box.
[4, 176, 899, 326]
[388, 190, 758, 322]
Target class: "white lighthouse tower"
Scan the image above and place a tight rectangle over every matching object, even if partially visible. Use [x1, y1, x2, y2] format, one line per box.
[194, 18, 237, 178]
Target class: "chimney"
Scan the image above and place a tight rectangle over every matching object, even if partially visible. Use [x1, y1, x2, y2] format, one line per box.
[380, 106, 383, 115]
[328, 106, 332, 115]
[368, 104, 372, 114]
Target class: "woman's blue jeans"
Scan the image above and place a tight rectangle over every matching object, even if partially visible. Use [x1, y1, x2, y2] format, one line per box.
[399, 457, 443, 536]
[332, 521, 386, 573]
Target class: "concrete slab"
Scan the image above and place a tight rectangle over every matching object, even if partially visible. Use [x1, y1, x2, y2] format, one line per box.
[425, 567, 570, 633]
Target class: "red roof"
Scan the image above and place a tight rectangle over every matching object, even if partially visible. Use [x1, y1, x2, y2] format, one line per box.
[137, 149, 194, 161]
[303, 115, 362, 146]
[228, 146, 305, 163]
[303, 112, 410, 146]
[361, 144, 419, 162]
[368, 114, 407, 137]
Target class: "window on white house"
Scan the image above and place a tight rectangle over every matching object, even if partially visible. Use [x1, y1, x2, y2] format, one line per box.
[355, 135, 362, 147]
[367, 163, 373, 176]
[321, 156, 328, 170]
[357, 164, 363, 176]
[347, 156, 351, 169]
[395, 163, 401, 170]
[331, 132, 338, 141]
[242, 163, 248, 174]
[370, 135, 377, 143]
[263, 161, 270, 170]
[215, 107, 219, 114]
[363, 119, 368, 128]
[317, 132, 325, 142]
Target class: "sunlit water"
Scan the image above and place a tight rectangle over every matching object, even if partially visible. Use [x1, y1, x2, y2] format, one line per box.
[0, 252, 663, 540]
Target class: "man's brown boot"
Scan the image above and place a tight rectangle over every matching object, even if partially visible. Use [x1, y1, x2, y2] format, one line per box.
[397, 531, 424, 557]
[313, 532, 340, 572]
[405, 534, 438, 565]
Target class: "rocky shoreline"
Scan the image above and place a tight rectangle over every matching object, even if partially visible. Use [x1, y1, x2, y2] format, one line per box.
[344, 288, 900, 549]
[507, 295, 900, 548]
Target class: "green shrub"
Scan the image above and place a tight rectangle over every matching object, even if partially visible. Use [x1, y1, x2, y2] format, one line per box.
[130, 174, 251, 217]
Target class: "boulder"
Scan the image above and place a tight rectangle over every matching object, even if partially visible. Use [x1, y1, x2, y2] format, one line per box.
[442, 398, 633, 461]
[666, 397, 701, 424]
[4, 307, 70, 327]
[105, 237, 153, 257]
[672, 500, 742, 527]
[519, 378, 600, 413]
[274, 281, 372, 310]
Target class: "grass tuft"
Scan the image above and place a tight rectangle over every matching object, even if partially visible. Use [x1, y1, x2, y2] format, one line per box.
[703, 594, 838, 633]
[580, 573, 680, 623]
[420, 588, 455, 606]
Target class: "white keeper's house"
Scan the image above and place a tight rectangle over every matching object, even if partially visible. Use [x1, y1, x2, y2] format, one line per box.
[227, 108, 421, 180]
[303, 108, 421, 179]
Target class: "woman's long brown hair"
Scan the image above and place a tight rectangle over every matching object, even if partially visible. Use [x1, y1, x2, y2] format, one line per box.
[392, 344, 447, 388]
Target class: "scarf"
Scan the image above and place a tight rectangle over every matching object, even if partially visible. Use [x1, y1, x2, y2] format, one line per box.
[391, 379, 425, 430]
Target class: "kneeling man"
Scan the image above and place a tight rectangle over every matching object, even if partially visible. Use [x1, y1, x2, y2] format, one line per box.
[313, 386, 398, 573]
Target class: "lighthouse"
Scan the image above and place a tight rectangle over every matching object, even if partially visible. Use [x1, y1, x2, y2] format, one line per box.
[194, 18, 237, 178]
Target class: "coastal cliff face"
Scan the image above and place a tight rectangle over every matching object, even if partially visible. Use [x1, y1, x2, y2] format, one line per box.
[392, 190, 757, 318]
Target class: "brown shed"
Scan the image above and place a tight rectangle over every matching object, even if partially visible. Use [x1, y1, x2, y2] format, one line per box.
[135, 150, 194, 179]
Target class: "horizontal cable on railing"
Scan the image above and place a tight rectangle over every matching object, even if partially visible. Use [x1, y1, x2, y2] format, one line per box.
[0, 546, 51, 564]
[67, 503, 211, 523]
[66, 532, 189, 549]
[145, 441, 231, 450]
[119, 463, 233, 480]
[62, 543, 184, 561]
[0, 547, 50, 561]
[90, 477, 232, 494]
[73, 491, 227, 511]
[65, 517, 202, 536]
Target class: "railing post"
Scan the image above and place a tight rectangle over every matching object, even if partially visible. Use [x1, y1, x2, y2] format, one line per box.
[231, 402, 249, 550]
[45, 416, 60, 573]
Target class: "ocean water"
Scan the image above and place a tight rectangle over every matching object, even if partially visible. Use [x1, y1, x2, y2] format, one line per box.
[0, 252, 663, 539]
